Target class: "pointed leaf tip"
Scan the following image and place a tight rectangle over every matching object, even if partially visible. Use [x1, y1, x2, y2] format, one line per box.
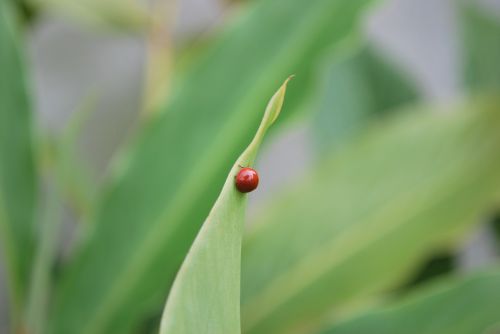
[266, 76, 294, 127]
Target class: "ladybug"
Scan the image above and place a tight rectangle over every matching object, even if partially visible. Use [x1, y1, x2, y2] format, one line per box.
[235, 167, 259, 193]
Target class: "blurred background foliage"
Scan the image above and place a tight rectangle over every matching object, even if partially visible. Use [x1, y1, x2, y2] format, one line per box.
[1, 0, 500, 333]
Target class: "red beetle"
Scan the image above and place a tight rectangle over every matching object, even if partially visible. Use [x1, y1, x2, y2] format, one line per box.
[235, 167, 259, 193]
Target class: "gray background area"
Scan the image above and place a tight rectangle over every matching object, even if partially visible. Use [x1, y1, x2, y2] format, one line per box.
[1, 0, 500, 331]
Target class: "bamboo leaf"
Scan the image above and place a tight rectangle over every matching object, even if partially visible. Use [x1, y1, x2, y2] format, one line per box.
[322, 269, 500, 334]
[159, 77, 290, 334]
[241, 96, 500, 334]
[49, 1, 376, 333]
[0, 0, 37, 327]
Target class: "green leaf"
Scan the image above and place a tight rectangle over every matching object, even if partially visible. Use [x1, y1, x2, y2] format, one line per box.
[0, 0, 37, 326]
[49, 1, 376, 333]
[460, 2, 500, 91]
[26, 183, 63, 334]
[313, 43, 419, 153]
[55, 94, 97, 217]
[241, 96, 500, 334]
[26, 95, 96, 334]
[160, 77, 290, 334]
[322, 269, 500, 334]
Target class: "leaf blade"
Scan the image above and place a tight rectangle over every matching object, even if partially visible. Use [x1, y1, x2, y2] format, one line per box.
[159, 78, 290, 334]
[0, 1, 37, 325]
[322, 269, 500, 334]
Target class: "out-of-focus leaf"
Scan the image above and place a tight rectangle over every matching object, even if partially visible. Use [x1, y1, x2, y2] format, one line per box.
[160, 78, 290, 334]
[49, 1, 377, 333]
[38, 94, 98, 218]
[241, 97, 500, 334]
[321, 269, 500, 334]
[460, 2, 500, 91]
[26, 96, 98, 334]
[55, 95, 97, 217]
[26, 183, 63, 334]
[0, 0, 37, 325]
[29, 0, 150, 30]
[313, 44, 419, 153]
[142, 0, 175, 116]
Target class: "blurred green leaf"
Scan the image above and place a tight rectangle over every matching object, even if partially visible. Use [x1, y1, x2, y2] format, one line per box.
[160, 78, 290, 334]
[37, 93, 99, 220]
[241, 96, 500, 334]
[321, 269, 500, 334]
[0, 0, 37, 326]
[26, 95, 98, 334]
[48, 1, 376, 333]
[313, 44, 419, 153]
[29, 0, 150, 30]
[460, 2, 500, 91]
[26, 183, 63, 334]
[55, 94, 97, 217]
